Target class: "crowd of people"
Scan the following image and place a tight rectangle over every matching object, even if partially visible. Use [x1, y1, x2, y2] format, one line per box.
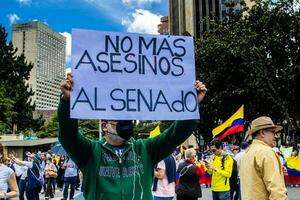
[1, 76, 299, 200]
[153, 135, 299, 200]
[0, 145, 81, 200]
[1, 125, 299, 200]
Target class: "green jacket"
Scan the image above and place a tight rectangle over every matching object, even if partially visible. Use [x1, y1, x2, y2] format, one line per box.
[58, 99, 199, 200]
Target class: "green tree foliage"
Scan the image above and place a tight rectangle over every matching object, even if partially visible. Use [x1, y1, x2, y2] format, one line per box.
[0, 85, 15, 123]
[196, 0, 300, 142]
[78, 119, 99, 140]
[37, 113, 99, 140]
[37, 113, 59, 138]
[0, 25, 43, 132]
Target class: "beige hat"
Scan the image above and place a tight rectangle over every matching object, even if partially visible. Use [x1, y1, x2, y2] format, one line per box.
[247, 116, 283, 135]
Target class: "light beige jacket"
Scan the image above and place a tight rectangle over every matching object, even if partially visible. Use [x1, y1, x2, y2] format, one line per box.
[240, 139, 287, 200]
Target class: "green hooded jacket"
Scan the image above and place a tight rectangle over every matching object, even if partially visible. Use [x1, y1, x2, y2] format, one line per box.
[58, 99, 199, 200]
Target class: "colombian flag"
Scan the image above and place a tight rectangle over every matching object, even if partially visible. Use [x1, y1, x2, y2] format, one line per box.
[285, 155, 300, 184]
[149, 125, 160, 138]
[212, 105, 244, 140]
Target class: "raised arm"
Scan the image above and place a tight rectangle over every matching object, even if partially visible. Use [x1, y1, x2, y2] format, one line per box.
[58, 73, 93, 170]
[145, 80, 207, 164]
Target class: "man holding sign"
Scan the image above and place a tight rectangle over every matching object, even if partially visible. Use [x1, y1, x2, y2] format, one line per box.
[58, 29, 207, 200]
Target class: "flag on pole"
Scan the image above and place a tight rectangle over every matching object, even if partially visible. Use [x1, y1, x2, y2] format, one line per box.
[149, 125, 161, 138]
[212, 105, 244, 140]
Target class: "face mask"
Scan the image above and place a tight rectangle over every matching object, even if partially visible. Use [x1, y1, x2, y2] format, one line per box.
[116, 120, 133, 140]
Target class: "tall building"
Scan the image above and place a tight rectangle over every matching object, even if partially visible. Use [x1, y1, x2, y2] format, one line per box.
[12, 21, 66, 111]
[169, 0, 244, 39]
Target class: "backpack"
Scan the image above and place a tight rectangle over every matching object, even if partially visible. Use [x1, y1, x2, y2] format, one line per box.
[221, 154, 238, 190]
[26, 163, 45, 192]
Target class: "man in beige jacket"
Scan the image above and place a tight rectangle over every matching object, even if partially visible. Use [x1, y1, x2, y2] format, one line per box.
[240, 116, 287, 200]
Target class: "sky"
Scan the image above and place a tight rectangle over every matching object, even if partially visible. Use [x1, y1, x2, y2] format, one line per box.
[0, 0, 168, 68]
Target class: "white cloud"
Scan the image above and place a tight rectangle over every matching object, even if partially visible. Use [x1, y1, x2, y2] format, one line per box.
[16, 0, 32, 5]
[7, 14, 20, 24]
[122, 0, 161, 5]
[59, 32, 72, 67]
[137, 0, 161, 4]
[122, 9, 162, 34]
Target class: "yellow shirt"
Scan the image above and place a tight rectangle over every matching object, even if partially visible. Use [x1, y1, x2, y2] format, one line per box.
[240, 139, 287, 200]
[207, 154, 233, 192]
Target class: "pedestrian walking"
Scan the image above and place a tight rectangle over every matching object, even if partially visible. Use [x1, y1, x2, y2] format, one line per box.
[240, 116, 287, 200]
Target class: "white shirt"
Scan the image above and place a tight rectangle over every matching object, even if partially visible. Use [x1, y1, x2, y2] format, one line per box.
[13, 163, 24, 177]
[152, 160, 175, 197]
[64, 159, 78, 177]
[234, 150, 245, 167]
[0, 164, 14, 193]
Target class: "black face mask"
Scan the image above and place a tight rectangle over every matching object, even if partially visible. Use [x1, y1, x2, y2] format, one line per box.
[116, 120, 133, 141]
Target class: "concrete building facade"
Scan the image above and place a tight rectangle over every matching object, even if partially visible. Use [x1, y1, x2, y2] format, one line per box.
[169, 0, 245, 39]
[12, 21, 66, 110]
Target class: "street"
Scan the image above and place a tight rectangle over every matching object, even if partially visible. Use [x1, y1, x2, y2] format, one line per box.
[24, 185, 298, 200]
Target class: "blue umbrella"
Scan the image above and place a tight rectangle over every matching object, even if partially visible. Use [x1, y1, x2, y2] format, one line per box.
[50, 143, 67, 156]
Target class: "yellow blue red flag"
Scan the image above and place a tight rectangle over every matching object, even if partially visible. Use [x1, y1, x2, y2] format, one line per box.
[149, 125, 160, 138]
[212, 105, 244, 140]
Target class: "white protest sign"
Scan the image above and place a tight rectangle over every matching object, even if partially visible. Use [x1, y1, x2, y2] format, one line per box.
[70, 28, 199, 120]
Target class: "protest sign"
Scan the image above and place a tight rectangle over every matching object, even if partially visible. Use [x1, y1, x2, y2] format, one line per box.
[71, 28, 199, 120]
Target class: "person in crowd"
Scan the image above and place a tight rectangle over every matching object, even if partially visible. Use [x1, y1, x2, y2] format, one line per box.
[58, 73, 207, 200]
[51, 158, 58, 193]
[176, 148, 205, 200]
[11, 153, 44, 200]
[152, 154, 177, 200]
[234, 142, 248, 168]
[0, 143, 19, 199]
[4, 157, 16, 171]
[202, 154, 212, 188]
[240, 116, 287, 200]
[61, 157, 78, 200]
[45, 157, 58, 199]
[206, 140, 233, 200]
[230, 146, 239, 157]
[233, 142, 248, 200]
[18, 162, 29, 200]
[57, 155, 66, 190]
[40, 152, 47, 195]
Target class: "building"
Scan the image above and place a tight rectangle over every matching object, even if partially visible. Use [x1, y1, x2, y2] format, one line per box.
[12, 21, 66, 111]
[1, 138, 58, 160]
[158, 16, 169, 35]
[169, 0, 245, 39]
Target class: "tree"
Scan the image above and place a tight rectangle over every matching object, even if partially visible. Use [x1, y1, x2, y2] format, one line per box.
[195, 0, 300, 143]
[0, 85, 15, 125]
[0, 25, 42, 132]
